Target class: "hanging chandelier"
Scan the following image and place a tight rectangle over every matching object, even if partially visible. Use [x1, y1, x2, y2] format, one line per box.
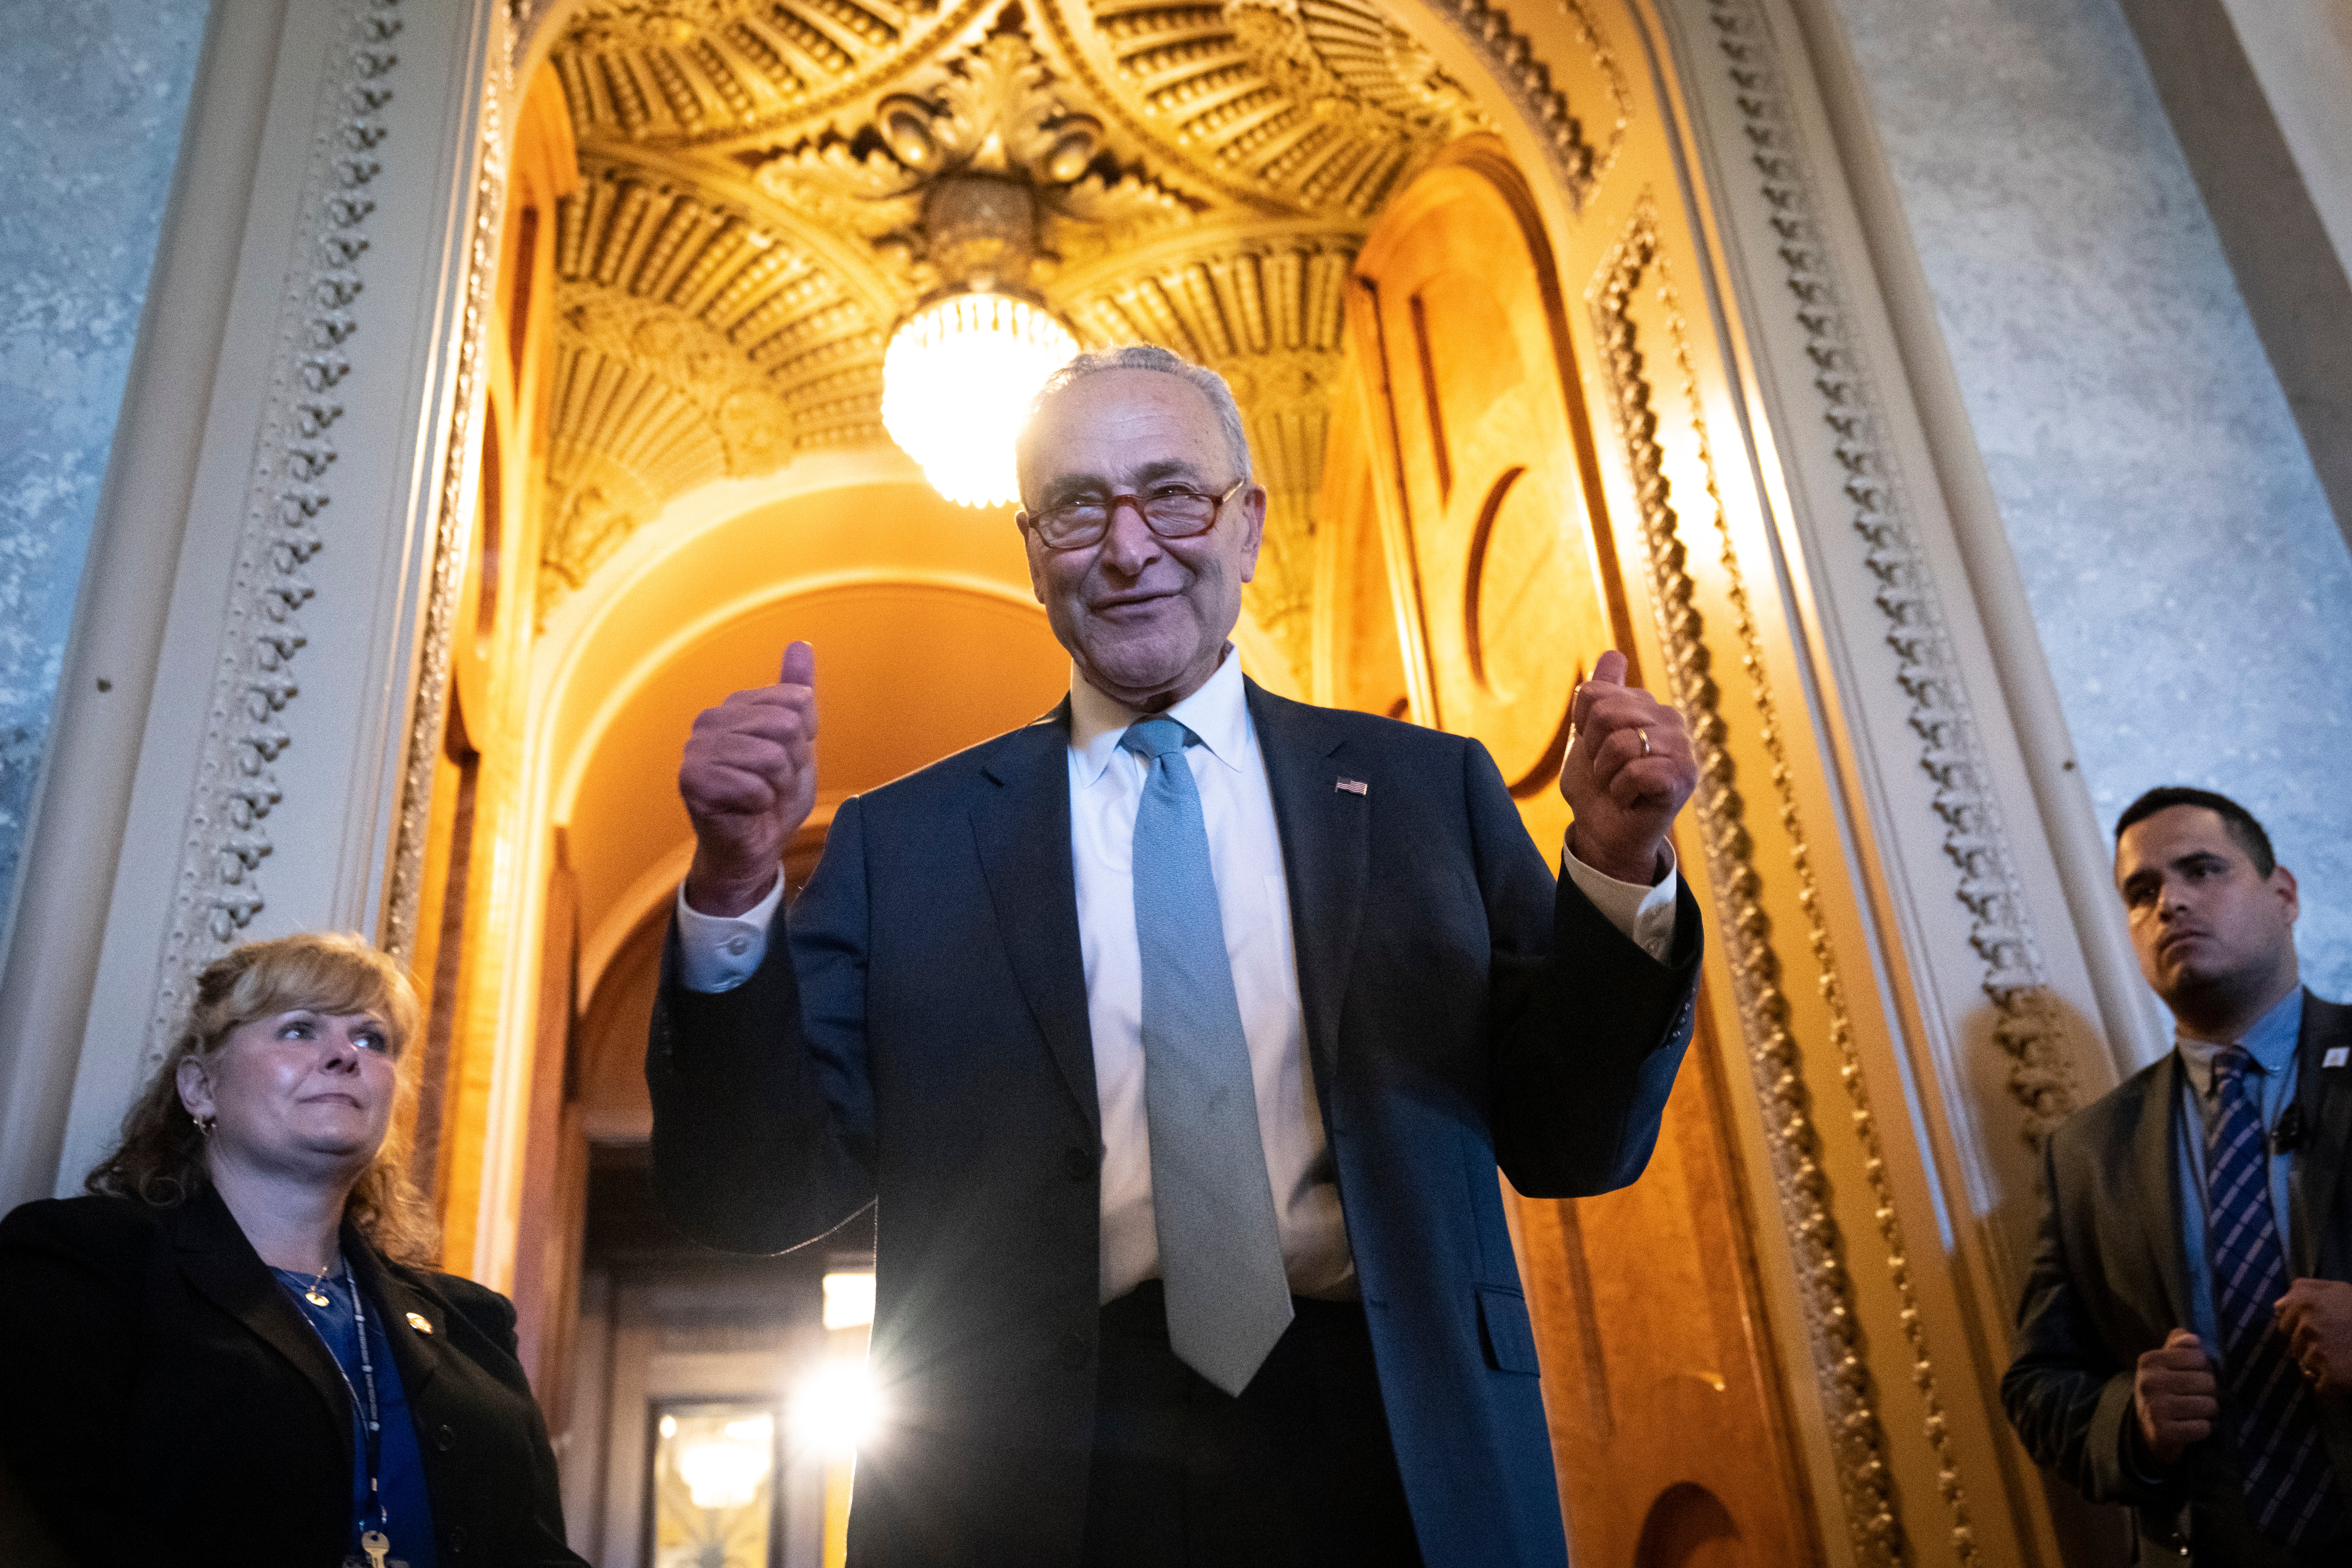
[879, 172, 1077, 507]
[882, 291, 1075, 507]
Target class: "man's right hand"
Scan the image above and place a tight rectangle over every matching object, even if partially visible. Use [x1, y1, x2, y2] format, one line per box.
[2134, 1328, 2218, 1467]
[679, 641, 819, 916]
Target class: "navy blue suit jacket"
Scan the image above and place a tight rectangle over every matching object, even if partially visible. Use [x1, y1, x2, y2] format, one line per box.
[649, 681, 1702, 1567]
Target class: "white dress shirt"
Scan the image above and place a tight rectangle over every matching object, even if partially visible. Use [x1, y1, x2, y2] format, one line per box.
[677, 648, 1680, 1302]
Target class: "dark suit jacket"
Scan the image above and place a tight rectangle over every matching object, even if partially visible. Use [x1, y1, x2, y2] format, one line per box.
[2003, 992, 2352, 1562]
[0, 1187, 583, 1568]
[650, 681, 1703, 1568]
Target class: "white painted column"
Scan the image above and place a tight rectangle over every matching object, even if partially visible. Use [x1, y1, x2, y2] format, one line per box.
[0, 0, 499, 1202]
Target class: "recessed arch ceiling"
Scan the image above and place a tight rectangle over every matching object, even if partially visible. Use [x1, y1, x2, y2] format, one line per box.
[536, 0, 1513, 682]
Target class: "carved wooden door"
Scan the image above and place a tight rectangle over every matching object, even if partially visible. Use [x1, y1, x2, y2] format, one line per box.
[1332, 138, 1816, 1567]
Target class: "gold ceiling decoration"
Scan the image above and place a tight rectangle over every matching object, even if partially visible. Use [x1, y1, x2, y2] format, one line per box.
[552, 0, 986, 142]
[739, 26, 1200, 292]
[1072, 0, 1483, 216]
[537, 0, 1486, 623]
[541, 153, 896, 600]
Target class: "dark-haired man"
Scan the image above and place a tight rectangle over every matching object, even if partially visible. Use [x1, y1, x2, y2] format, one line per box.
[2005, 786, 2352, 1564]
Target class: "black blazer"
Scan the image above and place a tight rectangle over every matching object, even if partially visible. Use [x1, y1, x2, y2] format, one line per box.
[650, 682, 1702, 1568]
[0, 1186, 583, 1567]
[2003, 992, 2352, 1561]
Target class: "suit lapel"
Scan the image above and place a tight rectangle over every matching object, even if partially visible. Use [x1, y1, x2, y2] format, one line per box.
[171, 1188, 353, 1454]
[2296, 993, 2352, 1275]
[972, 703, 1100, 1128]
[1246, 681, 1368, 1101]
[2127, 1053, 2197, 1332]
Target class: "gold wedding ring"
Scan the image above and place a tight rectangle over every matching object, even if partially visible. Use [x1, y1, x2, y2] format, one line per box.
[1638, 727, 1651, 757]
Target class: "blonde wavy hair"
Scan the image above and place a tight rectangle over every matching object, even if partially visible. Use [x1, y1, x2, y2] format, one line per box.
[86, 931, 439, 1265]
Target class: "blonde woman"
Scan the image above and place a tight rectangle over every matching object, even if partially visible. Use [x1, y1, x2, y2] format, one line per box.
[0, 933, 583, 1568]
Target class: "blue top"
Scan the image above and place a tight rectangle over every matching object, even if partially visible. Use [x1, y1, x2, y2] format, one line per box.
[2169, 988, 2305, 1354]
[273, 1265, 440, 1568]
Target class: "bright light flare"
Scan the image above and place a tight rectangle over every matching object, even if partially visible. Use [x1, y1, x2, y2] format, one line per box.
[822, 1269, 876, 1330]
[791, 1358, 881, 1457]
[882, 293, 1077, 507]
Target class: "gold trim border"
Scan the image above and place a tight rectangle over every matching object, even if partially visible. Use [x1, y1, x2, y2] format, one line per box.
[383, 71, 508, 965]
[1589, 200, 1981, 1568]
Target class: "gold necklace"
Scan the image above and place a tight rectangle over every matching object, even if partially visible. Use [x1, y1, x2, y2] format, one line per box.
[303, 1257, 337, 1307]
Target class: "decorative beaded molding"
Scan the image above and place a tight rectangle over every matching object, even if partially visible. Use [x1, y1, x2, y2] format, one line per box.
[144, 0, 406, 1066]
[1653, 228, 1984, 1567]
[1592, 201, 1936, 1568]
[384, 75, 511, 967]
[1698, 0, 2076, 1146]
[1422, 0, 1629, 210]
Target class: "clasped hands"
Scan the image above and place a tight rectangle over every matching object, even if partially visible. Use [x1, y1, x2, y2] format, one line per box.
[2135, 1281, 2352, 1466]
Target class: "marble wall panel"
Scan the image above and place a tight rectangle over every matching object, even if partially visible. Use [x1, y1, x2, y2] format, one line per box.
[1830, 0, 2352, 1001]
[0, 0, 212, 922]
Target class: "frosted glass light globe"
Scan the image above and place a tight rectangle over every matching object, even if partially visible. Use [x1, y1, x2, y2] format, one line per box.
[882, 293, 1078, 507]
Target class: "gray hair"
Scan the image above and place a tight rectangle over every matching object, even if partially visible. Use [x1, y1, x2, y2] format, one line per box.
[1017, 344, 1253, 491]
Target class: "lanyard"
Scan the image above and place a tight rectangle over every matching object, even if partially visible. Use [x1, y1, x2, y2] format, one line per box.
[344, 1273, 388, 1539]
[285, 1263, 393, 1550]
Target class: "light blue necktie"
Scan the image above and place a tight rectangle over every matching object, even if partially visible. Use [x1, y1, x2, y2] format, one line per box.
[1120, 717, 1293, 1396]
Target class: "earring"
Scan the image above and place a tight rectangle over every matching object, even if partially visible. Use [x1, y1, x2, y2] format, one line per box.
[197, 1115, 216, 1137]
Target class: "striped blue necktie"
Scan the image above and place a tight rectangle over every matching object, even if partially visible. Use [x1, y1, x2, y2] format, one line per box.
[1120, 717, 1293, 1396]
[2208, 1046, 2341, 1546]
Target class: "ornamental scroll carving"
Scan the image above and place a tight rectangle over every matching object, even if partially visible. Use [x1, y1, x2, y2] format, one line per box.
[1700, 0, 2078, 1147]
[144, 0, 406, 1066]
[1589, 202, 1981, 1568]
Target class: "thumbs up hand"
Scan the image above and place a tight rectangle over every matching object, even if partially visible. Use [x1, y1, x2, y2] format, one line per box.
[1558, 650, 1696, 884]
[680, 641, 820, 916]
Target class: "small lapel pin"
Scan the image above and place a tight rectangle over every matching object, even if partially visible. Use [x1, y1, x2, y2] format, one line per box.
[1335, 778, 1368, 795]
[406, 1311, 434, 1334]
[2325, 1047, 2348, 1069]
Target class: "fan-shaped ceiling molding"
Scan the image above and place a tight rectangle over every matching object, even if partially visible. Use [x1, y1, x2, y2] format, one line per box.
[1060, 0, 1485, 217]
[536, 0, 1510, 623]
[540, 153, 897, 601]
[552, 0, 991, 142]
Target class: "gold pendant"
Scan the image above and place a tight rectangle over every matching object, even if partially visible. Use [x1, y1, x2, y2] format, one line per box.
[307, 1289, 331, 1306]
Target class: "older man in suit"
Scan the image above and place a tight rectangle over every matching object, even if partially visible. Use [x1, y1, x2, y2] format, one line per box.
[648, 345, 1704, 1567]
[2005, 786, 2352, 1564]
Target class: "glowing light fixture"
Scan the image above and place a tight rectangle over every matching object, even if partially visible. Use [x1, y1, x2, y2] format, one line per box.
[821, 1268, 877, 1330]
[675, 1415, 774, 1510]
[882, 292, 1076, 507]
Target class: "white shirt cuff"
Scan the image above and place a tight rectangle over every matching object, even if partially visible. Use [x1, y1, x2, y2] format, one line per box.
[1559, 839, 1680, 964]
[675, 871, 785, 993]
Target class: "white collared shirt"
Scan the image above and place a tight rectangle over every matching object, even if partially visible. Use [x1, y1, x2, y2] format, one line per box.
[677, 648, 1680, 1301]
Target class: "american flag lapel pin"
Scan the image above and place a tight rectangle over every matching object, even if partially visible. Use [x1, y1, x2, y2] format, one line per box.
[1335, 777, 1368, 795]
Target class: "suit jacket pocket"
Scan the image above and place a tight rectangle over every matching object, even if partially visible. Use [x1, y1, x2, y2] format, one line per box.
[1476, 1285, 1541, 1375]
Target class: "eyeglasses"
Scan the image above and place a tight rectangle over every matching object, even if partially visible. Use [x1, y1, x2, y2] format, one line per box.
[1021, 477, 1249, 551]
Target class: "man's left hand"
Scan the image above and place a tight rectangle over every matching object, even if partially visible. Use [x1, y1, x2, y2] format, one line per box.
[1560, 650, 1697, 884]
[2278, 1278, 2352, 1399]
